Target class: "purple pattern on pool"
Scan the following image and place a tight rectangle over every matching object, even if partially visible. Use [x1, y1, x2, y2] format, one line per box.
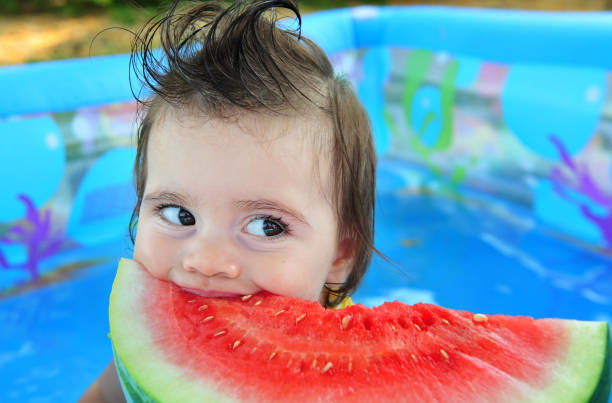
[0, 194, 69, 283]
[550, 135, 612, 248]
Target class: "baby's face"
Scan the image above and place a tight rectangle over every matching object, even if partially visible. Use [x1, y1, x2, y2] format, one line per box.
[133, 108, 352, 304]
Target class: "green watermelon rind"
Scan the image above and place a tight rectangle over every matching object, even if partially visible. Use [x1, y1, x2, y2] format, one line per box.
[110, 258, 611, 403]
[110, 259, 235, 403]
[113, 346, 157, 403]
[589, 329, 610, 403]
[522, 321, 610, 403]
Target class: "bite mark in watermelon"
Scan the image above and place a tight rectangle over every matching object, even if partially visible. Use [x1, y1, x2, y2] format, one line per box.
[110, 259, 611, 402]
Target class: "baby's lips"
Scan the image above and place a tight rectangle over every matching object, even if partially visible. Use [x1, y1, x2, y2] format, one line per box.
[179, 286, 243, 298]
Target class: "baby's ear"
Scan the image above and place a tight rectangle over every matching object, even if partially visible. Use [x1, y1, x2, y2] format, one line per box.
[327, 238, 355, 284]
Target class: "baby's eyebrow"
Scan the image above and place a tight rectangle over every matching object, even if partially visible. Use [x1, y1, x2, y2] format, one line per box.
[234, 199, 309, 226]
[144, 191, 193, 206]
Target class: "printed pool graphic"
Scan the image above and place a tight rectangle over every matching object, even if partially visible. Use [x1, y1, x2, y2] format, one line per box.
[547, 135, 612, 248]
[0, 117, 65, 223]
[0, 194, 69, 284]
[66, 147, 136, 247]
[501, 65, 606, 160]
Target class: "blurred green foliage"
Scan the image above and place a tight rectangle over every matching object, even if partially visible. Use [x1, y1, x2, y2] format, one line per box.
[0, 0, 168, 21]
[0, 0, 386, 16]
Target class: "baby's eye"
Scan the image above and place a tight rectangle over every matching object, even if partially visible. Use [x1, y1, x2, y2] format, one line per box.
[245, 216, 285, 237]
[160, 206, 195, 226]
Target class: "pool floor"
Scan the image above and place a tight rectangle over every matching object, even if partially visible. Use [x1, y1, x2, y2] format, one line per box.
[2, 177, 611, 401]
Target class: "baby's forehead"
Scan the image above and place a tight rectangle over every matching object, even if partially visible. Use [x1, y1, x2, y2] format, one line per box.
[151, 105, 336, 193]
[241, 110, 331, 150]
[241, 112, 334, 185]
[156, 103, 332, 153]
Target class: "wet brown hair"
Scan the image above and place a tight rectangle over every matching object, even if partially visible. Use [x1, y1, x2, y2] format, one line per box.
[128, 0, 380, 307]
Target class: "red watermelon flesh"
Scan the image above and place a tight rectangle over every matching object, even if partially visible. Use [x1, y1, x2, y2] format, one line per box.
[110, 258, 611, 402]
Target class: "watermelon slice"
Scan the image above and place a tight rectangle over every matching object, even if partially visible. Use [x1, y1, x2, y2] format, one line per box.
[109, 258, 611, 402]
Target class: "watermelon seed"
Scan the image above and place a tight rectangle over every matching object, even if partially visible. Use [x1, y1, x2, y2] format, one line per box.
[321, 362, 333, 374]
[202, 315, 214, 323]
[241, 294, 252, 301]
[232, 340, 241, 349]
[311, 358, 317, 369]
[188, 299, 196, 303]
[268, 352, 277, 361]
[414, 324, 421, 331]
[255, 300, 262, 306]
[473, 313, 488, 323]
[341, 315, 351, 330]
[440, 349, 449, 360]
[348, 360, 353, 373]
[198, 304, 208, 311]
[213, 330, 226, 337]
[274, 309, 286, 317]
[441, 319, 450, 325]
[411, 354, 417, 362]
[295, 313, 307, 324]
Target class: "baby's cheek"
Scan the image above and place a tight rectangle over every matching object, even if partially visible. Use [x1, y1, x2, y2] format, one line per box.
[258, 259, 327, 302]
[133, 226, 175, 281]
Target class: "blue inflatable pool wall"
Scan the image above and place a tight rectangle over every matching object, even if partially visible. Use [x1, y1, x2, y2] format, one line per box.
[1, 6, 612, 401]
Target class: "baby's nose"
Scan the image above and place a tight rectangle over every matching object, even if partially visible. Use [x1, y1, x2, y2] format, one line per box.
[182, 242, 241, 279]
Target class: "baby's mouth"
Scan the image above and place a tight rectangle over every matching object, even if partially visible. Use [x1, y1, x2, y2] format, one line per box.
[179, 286, 242, 298]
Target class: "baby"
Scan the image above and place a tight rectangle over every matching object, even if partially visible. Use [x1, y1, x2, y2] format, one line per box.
[80, 0, 378, 401]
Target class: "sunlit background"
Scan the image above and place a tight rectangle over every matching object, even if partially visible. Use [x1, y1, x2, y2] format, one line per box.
[1, 0, 612, 66]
